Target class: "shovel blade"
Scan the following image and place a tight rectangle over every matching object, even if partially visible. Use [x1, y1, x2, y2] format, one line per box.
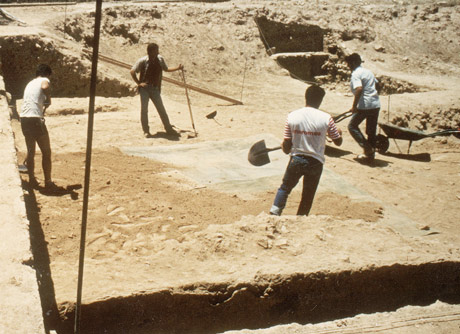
[248, 140, 272, 166]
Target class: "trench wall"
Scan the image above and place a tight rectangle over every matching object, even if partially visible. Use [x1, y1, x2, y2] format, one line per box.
[255, 16, 324, 54]
[0, 77, 45, 333]
[55, 261, 460, 334]
[255, 15, 422, 94]
[0, 35, 134, 99]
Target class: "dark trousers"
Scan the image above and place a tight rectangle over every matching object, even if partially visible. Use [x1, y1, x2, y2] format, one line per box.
[139, 85, 172, 134]
[271, 155, 323, 216]
[21, 117, 52, 182]
[348, 108, 380, 153]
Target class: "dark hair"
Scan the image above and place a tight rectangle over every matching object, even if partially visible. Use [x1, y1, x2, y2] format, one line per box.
[345, 53, 362, 66]
[147, 43, 159, 53]
[36, 64, 52, 77]
[305, 84, 325, 108]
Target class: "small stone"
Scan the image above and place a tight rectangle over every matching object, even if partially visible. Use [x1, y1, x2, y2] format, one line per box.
[374, 44, 385, 53]
[374, 207, 384, 215]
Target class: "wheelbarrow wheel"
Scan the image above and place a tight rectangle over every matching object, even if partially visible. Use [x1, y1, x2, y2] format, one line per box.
[376, 134, 390, 154]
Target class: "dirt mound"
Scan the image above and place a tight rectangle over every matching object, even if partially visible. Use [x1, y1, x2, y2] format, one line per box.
[391, 106, 460, 131]
[5, 2, 460, 98]
[0, 35, 134, 98]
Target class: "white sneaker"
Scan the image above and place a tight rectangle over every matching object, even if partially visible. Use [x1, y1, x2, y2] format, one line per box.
[270, 205, 281, 216]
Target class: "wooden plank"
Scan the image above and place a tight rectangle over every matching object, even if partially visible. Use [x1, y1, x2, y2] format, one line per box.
[83, 49, 243, 105]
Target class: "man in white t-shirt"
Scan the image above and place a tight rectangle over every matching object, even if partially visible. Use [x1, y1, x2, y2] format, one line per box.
[20, 64, 56, 190]
[270, 85, 343, 216]
[345, 53, 381, 162]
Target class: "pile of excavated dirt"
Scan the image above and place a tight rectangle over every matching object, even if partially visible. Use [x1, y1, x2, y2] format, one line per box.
[1, 1, 460, 333]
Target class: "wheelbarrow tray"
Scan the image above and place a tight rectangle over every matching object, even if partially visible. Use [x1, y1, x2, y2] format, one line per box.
[378, 123, 460, 141]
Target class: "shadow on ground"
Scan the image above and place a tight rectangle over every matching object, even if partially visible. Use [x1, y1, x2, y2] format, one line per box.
[22, 180, 64, 333]
[382, 151, 431, 162]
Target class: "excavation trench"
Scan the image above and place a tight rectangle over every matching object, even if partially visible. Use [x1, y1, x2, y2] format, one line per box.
[55, 261, 460, 334]
[0, 35, 133, 99]
[255, 15, 424, 94]
[4, 9, 454, 334]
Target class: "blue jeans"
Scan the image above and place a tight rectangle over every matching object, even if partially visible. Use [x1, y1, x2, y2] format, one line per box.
[348, 108, 380, 153]
[139, 85, 172, 134]
[271, 155, 323, 216]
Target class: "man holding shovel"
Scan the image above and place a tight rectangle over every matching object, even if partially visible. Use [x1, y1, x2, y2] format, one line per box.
[20, 64, 58, 190]
[270, 85, 342, 216]
[130, 42, 183, 138]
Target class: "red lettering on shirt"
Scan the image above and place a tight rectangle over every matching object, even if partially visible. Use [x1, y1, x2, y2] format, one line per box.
[292, 130, 321, 136]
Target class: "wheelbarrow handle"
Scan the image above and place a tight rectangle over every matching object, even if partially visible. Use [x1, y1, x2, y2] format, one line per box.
[426, 129, 460, 138]
[332, 110, 353, 123]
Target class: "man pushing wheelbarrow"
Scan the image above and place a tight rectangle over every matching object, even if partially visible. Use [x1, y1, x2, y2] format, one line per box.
[345, 53, 381, 163]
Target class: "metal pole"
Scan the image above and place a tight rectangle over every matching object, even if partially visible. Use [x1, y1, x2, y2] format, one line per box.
[74, 0, 103, 333]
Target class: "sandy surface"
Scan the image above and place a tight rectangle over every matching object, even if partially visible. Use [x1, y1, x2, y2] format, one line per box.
[1, 1, 460, 333]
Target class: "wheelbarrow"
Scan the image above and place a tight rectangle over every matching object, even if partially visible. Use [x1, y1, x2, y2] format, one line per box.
[376, 122, 460, 154]
[248, 110, 353, 166]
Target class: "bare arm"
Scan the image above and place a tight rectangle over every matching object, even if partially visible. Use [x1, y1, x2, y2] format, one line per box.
[375, 80, 382, 94]
[165, 64, 184, 72]
[130, 69, 139, 85]
[41, 79, 51, 112]
[281, 139, 292, 154]
[332, 128, 343, 146]
[130, 69, 148, 88]
[350, 86, 363, 113]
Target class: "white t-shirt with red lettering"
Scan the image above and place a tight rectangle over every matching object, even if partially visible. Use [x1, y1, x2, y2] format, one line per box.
[284, 107, 340, 164]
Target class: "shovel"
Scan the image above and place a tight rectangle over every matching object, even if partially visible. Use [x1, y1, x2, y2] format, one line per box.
[206, 110, 221, 125]
[247, 111, 352, 166]
[248, 140, 281, 166]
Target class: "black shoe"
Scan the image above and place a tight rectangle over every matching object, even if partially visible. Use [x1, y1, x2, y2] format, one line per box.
[44, 181, 65, 193]
[364, 146, 375, 157]
[166, 128, 180, 137]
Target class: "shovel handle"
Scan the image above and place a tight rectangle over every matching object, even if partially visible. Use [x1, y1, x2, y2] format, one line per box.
[266, 146, 282, 152]
[180, 68, 196, 134]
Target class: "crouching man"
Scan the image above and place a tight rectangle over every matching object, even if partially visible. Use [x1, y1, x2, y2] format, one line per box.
[20, 64, 58, 190]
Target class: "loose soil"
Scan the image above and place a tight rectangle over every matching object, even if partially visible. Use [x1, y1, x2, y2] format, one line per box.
[1, 1, 460, 333]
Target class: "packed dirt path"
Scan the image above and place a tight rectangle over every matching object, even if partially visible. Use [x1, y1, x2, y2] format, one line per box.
[1, 1, 460, 333]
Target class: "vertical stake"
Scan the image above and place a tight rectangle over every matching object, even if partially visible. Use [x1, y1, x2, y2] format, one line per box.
[240, 58, 247, 103]
[387, 94, 391, 123]
[74, 0, 103, 333]
[181, 68, 196, 136]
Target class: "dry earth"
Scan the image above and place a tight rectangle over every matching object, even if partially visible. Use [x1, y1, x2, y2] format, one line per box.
[1, 1, 460, 333]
